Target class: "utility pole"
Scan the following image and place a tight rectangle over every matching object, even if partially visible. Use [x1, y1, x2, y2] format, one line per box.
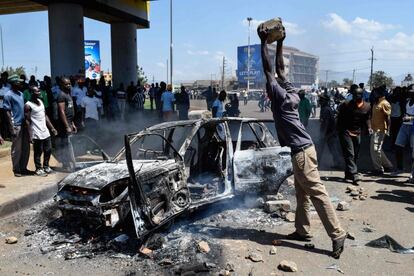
[370, 46, 374, 90]
[166, 59, 169, 84]
[0, 24, 4, 67]
[169, 0, 173, 87]
[325, 70, 329, 88]
[221, 56, 226, 90]
[247, 17, 252, 93]
[352, 69, 356, 84]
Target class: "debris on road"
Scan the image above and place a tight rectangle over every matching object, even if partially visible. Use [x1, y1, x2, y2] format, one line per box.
[269, 246, 277, 255]
[265, 193, 284, 201]
[139, 246, 154, 258]
[326, 264, 345, 274]
[5, 236, 18, 244]
[24, 229, 34, 236]
[366, 235, 414, 254]
[347, 232, 356, 240]
[197, 240, 210, 253]
[278, 260, 298, 272]
[246, 252, 264, 262]
[264, 200, 291, 213]
[336, 201, 350, 211]
[284, 212, 295, 222]
[362, 226, 376, 233]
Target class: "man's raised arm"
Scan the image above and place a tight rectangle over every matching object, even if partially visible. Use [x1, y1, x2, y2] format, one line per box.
[258, 28, 275, 85]
[276, 38, 287, 83]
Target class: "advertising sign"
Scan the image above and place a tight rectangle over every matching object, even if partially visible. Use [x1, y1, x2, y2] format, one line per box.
[84, 40, 101, 80]
[237, 44, 263, 86]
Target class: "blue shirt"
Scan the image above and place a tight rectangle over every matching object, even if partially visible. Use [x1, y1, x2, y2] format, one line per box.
[3, 90, 24, 126]
[161, 91, 175, 112]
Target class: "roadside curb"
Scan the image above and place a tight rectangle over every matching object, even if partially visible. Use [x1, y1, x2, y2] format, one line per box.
[0, 181, 59, 218]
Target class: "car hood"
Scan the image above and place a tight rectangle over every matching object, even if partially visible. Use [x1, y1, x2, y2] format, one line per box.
[59, 159, 177, 191]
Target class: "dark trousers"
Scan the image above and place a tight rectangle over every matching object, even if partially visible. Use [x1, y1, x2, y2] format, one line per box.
[390, 116, 402, 147]
[150, 97, 154, 110]
[338, 131, 361, 179]
[11, 125, 30, 173]
[33, 137, 52, 169]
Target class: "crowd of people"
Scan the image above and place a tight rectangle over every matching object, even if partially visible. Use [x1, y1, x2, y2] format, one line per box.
[0, 71, 193, 176]
[297, 82, 414, 185]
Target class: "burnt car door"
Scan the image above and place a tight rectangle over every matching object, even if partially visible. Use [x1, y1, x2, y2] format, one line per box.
[69, 135, 110, 170]
[232, 120, 292, 194]
[125, 132, 191, 240]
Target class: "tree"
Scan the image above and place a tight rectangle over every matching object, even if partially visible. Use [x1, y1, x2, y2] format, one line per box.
[403, 73, 413, 82]
[137, 66, 148, 85]
[368, 71, 393, 88]
[327, 80, 339, 88]
[343, 78, 353, 86]
[1, 66, 27, 77]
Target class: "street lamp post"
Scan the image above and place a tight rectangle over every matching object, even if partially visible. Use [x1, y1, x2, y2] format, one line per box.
[169, 0, 173, 87]
[0, 24, 4, 67]
[247, 17, 252, 93]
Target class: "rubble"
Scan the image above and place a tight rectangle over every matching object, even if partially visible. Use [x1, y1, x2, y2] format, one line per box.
[345, 185, 358, 193]
[347, 232, 356, 240]
[264, 200, 291, 213]
[265, 193, 284, 201]
[269, 246, 277, 255]
[278, 260, 298, 272]
[326, 264, 345, 274]
[284, 212, 295, 222]
[5, 236, 18, 244]
[197, 241, 210, 253]
[246, 252, 264, 262]
[24, 229, 34, 236]
[336, 201, 350, 211]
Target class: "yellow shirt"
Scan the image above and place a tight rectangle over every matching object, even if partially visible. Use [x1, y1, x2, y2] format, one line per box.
[371, 97, 391, 132]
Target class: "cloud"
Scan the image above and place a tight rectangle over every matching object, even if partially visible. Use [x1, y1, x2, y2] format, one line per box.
[156, 62, 166, 68]
[322, 13, 397, 39]
[187, 50, 210, 56]
[241, 18, 304, 35]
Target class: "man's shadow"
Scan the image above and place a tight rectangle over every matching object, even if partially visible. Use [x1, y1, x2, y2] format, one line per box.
[188, 224, 331, 257]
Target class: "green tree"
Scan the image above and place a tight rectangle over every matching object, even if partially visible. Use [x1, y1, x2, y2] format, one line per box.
[343, 78, 353, 86]
[137, 66, 148, 85]
[1, 66, 27, 77]
[403, 73, 413, 82]
[327, 80, 339, 88]
[368, 71, 393, 88]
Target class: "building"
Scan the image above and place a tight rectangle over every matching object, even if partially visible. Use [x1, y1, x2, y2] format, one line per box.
[237, 44, 319, 89]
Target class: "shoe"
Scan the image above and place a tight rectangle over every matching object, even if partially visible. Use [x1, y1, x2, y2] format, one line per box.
[332, 234, 347, 259]
[43, 166, 54, 174]
[285, 231, 312, 242]
[390, 170, 404, 176]
[35, 168, 47, 177]
[14, 172, 22, 177]
[352, 179, 360, 186]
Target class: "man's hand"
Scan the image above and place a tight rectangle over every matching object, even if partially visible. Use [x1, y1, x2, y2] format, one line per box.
[257, 25, 268, 42]
[72, 125, 77, 134]
[51, 128, 58, 136]
[66, 126, 72, 134]
[368, 128, 374, 135]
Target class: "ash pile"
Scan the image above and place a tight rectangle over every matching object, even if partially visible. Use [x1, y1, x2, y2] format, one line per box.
[6, 177, 296, 275]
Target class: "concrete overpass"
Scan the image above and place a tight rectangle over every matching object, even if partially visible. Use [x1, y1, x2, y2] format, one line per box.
[0, 0, 152, 87]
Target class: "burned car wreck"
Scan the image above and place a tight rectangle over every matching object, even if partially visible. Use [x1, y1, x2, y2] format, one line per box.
[56, 118, 293, 239]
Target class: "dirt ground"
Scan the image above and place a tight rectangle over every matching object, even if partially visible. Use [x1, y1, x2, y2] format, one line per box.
[0, 101, 413, 275]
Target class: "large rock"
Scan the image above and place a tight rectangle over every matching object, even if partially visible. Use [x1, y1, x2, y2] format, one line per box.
[264, 200, 291, 213]
[5, 236, 18, 244]
[278, 260, 298, 272]
[197, 241, 210, 253]
[336, 201, 350, 211]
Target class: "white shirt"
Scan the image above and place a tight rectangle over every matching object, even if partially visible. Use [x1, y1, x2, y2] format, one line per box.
[81, 96, 101, 121]
[403, 101, 414, 125]
[212, 99, 225, 117]
[26, 100, 50, 140]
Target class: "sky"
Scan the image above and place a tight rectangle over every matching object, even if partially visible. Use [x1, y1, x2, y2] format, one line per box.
[0, 0, 413, 84]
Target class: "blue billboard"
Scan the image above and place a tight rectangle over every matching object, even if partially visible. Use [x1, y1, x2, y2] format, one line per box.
[84, 40, 101, 80]
[237, 44, 263, 86]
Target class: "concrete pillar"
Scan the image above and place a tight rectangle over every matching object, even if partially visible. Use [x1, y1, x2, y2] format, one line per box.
[48, 3, 85, 80]
[111, 22, 137, 88]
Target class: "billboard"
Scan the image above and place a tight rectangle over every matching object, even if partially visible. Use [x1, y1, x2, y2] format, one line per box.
[84, 40, 101, 80]
[237, 45, 263, 86]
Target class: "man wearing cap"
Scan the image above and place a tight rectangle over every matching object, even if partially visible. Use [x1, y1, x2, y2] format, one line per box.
[336, 84, 371, 185]
[3, 75, 30, 176]
[258, 23, 347, 259]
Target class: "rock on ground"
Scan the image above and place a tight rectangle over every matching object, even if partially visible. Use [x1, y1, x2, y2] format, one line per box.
[278, 260, 298, 272]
